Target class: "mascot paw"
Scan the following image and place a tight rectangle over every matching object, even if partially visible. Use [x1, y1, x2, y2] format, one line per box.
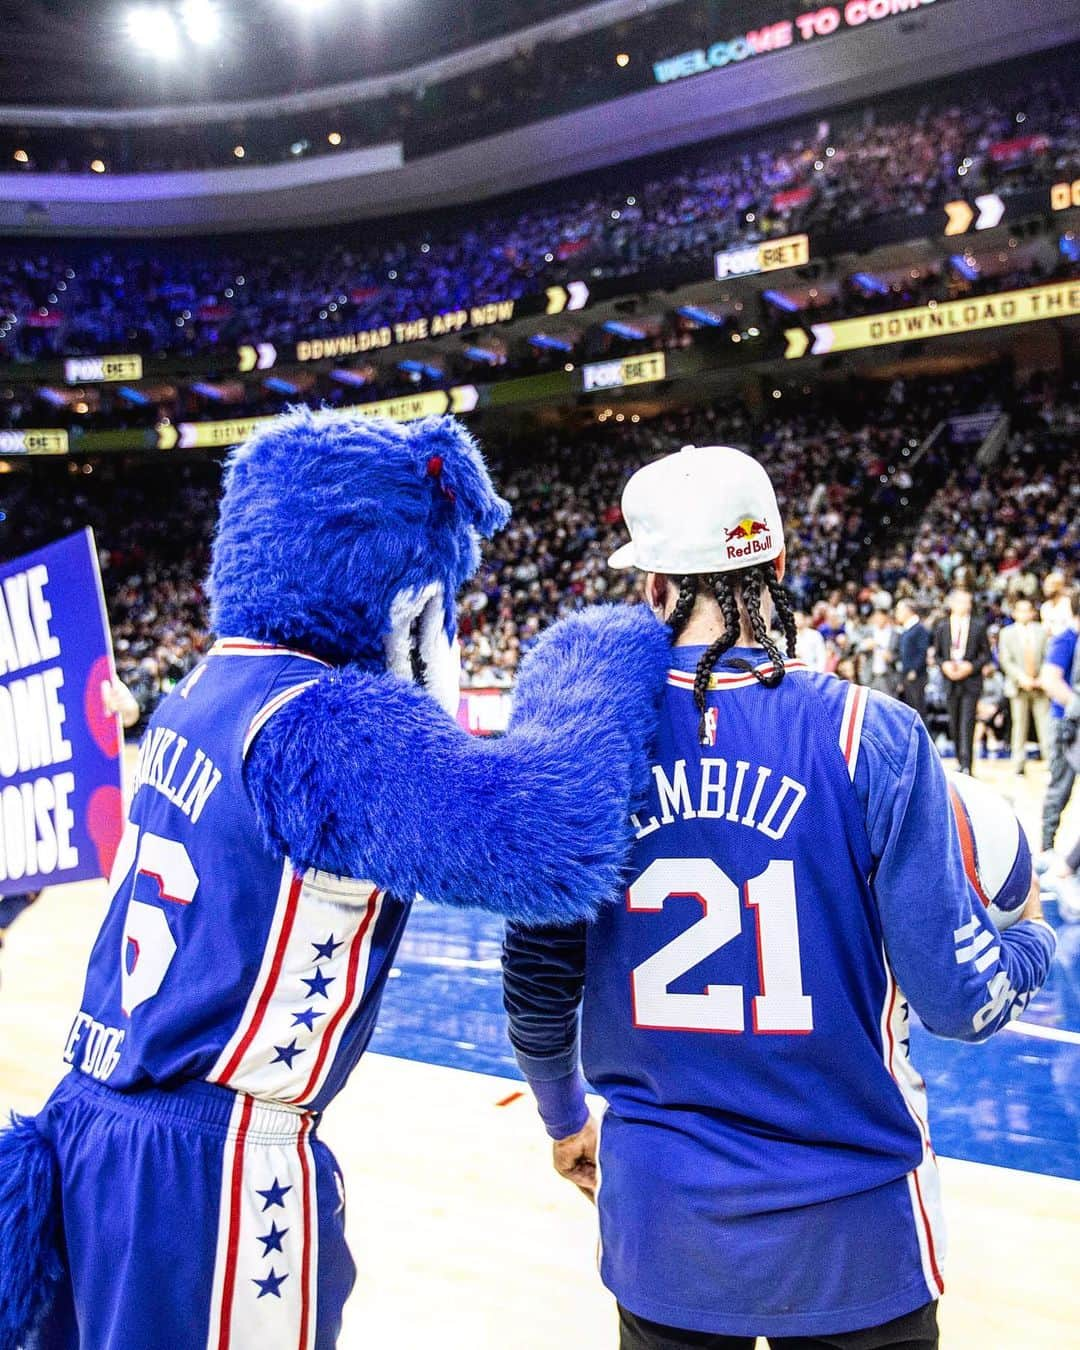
[0, 1115, 63, 1350]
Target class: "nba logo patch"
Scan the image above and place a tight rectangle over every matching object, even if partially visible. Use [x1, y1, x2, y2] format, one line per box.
[703, 707, 718, 747]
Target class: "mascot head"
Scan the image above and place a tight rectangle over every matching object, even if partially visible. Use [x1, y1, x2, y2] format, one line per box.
[208, 408, 509, 710]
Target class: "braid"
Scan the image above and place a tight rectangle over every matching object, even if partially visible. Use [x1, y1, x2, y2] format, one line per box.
[690, 574, 740, 744]
[765, 569, 798, 659]
[667, 564, 796, 744]
[666, 574, 699, 641]
[742, 570, 787, 687]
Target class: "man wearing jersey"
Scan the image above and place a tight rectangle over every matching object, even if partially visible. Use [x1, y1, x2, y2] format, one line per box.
[502, 445, 1055, 1350]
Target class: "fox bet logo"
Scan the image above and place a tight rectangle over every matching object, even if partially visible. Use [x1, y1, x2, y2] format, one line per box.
[724, 517, 773, 561]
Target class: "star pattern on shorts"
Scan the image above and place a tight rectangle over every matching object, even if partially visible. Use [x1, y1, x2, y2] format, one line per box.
[312, 935, 343, 962]
[302, 968, 335, 999]
[256, 1222, 289, 1257]
[256, 1178, 292, 1211]
[271, 1039, 306, 1069]
[253, 1268, 289, 1299]
[291, 1007, 325, 1031]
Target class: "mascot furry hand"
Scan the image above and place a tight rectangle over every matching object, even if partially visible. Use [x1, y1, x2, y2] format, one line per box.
[214, 408, 671, 921]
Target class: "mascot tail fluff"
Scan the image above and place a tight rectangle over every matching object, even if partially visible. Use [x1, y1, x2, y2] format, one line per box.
[0, 1115, 64, 1350]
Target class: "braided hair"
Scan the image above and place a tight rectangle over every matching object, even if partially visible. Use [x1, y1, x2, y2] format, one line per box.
[666, 562, 798, 744]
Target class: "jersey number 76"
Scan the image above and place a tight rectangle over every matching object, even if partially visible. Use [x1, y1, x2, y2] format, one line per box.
[629, 858, 814, 1034]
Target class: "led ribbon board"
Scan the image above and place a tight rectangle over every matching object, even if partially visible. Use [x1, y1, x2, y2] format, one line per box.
[785, 280, 1080, 357]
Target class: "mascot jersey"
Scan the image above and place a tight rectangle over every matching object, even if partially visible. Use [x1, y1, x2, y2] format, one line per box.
[64, 639, 409, 1113]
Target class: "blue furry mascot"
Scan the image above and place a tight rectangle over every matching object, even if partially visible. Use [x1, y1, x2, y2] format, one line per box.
[0, 410, 669, 1349]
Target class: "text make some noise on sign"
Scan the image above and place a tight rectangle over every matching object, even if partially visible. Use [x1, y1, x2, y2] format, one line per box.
[0, 563, 79, 882]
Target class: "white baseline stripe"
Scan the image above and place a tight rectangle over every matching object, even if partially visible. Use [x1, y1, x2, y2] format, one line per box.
[1004, 1021, 1080, 1046]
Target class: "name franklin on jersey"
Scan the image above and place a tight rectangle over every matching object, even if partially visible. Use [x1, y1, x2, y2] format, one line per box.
[130, 726, 223, 824]
[632, 756, 807, 842]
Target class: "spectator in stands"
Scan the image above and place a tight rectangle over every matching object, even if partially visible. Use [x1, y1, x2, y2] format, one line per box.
[1039, 590, 1079, 860]
[895, 598, 931, 724]
[975, 638, 1010, 762]
[860, 601, 898, 695]
[933, 588, 990, 775]
[1042, 571, 1075, 636]
[793, 610, 827, 672]
[998, 597, 1050, 776]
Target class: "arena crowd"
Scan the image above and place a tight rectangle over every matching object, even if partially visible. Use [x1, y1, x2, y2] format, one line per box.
[0, 368, 1075, 729]
[2, 66, 1076, 365]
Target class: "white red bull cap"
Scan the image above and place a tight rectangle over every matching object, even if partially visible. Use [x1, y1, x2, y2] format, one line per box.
[608, 444, 784, 574]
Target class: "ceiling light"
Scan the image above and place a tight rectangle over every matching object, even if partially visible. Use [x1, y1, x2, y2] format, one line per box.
[328, 131, 342, 146]
[90, 159, 106, 173]
[125, 5, 179, 57]
[179, 0, 222, 46]
[233, 144, 245, 158]
[615, 52, 630, 67]
[13, 149, 28, 164]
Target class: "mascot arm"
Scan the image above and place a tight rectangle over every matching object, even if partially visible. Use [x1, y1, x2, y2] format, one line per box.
[246, 606, 670, 925]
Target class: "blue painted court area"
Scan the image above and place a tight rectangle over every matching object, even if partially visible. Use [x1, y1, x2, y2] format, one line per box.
[372, 895, 1080, 1183]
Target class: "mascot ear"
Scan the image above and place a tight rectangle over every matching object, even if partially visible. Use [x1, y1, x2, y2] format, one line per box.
[409, 416, 510, 540]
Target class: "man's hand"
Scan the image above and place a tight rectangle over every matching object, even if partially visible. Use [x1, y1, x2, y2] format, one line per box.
[1021, 871, 1045, 924]
[553, 1115, 599, 1202]
[101, 678, 141, 729]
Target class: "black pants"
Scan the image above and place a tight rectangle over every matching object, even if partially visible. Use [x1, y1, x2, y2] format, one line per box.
[618, 1300, 938, 1350]
[945, 682, 979, 774]
[1042, 718, 1077, 851]
[897, 673, 928, 726]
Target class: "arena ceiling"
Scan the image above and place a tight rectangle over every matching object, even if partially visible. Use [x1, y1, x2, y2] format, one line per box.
[0, 0, 598, 108]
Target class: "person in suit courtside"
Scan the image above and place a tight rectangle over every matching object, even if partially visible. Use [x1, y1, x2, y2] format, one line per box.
[997, 597, 1050, 775]
[894, 599, 931, 724]
[932, 589, 991, 775]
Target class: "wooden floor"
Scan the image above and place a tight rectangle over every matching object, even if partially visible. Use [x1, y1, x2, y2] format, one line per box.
[1, 755, 1079, 1348]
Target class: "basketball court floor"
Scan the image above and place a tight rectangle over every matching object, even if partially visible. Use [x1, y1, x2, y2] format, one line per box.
[1, 756, 1078, 1349]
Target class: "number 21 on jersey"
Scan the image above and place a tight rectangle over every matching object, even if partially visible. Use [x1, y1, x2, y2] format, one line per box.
[629, 857, 814, 1034]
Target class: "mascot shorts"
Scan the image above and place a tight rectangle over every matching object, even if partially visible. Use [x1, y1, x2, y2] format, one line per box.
[28, 1071, 355, 1349]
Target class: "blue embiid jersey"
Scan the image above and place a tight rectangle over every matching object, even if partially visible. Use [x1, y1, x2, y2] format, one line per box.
[64, 640, 411, 1112]
[504, 643, 1056, 1338]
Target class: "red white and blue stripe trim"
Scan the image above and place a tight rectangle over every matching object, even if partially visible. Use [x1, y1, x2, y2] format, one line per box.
[879, 956, 946, 1298]
[209, 638, 330, 666]
[242, 681, 321, 759]
[667, 659, 807, 691]
[207, 1091, 318, 1349]
[838, 683, 869, 780]
[209, 864, 385, 1109]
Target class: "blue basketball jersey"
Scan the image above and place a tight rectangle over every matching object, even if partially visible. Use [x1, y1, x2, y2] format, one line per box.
[64, 640, 411, 1113]
[504, 642, 1056, 1337]
[585, 656, 923, 1212]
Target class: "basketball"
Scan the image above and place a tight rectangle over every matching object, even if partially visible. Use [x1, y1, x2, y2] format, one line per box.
[947, 772, 1033, 930]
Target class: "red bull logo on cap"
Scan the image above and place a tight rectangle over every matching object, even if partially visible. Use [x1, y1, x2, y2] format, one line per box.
[724, 516, 773, 561]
